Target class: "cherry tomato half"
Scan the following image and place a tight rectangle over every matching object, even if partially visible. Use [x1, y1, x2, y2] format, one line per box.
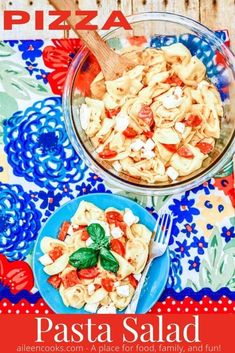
[138, 105, 154, 127]
[78, 267, 99, 279]
[162, 143, 178, 153]
[165, 73, 183, 86]
[105, 107, 121, 118]
[128, 274, 138, 289]
[185, 114, 202, 127]
[110, 239, 126, 257]
[196, 142, 213, 154]
[177, 146, 194, 159]
[48, 246, 64, 261]
[62, 270, 80, 289]
[106, 211, 123, 223]
[99, 149, 118, 159]
[101, 278, 115, 292]
[143, 130, 154, 139]
[122, 127, 138, 138]
[81, 229, 90, 241]
[47, 274, 61, 289]
[58, 221, 70, 241]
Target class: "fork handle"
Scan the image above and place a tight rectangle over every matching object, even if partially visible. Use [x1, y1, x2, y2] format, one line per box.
[125, 260, 152, 314]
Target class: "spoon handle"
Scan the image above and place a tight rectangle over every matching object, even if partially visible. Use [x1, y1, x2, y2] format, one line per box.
[48, 0, 114, 64]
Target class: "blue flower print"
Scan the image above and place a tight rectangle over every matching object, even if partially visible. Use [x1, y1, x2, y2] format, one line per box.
[186, 179, 215, 196]
[25, 61, 39, 75]
[38, 190, 63, 212]
[0, 182, 41, 261]
[167, 251, 183, 291]
[4, 40, 19, 47]
[182, 223, 198, 238]
[4, 97, 87, 190]
[169, 196, 200, 224]
[174, 239, 191, 258]
[146, 207, 158, 220]
[60, 183, 74, 200]
[190, 236, 208, 255]
[76, 182, 92, 196]
[188, 256, 201, 272]
[87, 173, 102, 186]
[36, 69, 49, 84]
[90, 183, 112, 194]
[221, 226, 235, 243]
[18, 40, 44, 62]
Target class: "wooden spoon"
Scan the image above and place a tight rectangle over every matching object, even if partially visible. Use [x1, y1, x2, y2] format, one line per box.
[48, 0, 133, 81]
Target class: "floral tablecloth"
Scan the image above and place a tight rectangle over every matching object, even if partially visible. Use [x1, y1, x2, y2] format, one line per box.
[0, 31, 234, 315]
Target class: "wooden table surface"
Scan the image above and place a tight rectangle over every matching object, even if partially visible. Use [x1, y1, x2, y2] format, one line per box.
[0, 0, 234, 50]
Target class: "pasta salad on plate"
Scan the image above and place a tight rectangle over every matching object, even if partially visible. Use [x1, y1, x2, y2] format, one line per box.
[38, 201, 152, 314]
[80, 43, 223, 184]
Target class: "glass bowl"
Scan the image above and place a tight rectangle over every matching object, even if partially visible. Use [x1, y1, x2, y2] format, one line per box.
[63, 12, 235, 195]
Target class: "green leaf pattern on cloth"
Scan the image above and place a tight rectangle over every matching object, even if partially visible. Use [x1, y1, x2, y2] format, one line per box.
[188, 226, 235, 291]
[0, 43, 51, 145]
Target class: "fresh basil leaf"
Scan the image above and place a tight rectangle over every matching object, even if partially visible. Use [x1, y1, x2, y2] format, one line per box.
[87, 223, 105, 244]
[99, 236, 110, 249]
[100, 247, 119, 273]
[69, 248, 98, 269]
[89, 237, 110, 250]
[89, 243, 100, 251]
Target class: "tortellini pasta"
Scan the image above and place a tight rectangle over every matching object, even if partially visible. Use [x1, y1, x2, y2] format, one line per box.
[80, 43, 223, 184]
[39, 202, 153, 313]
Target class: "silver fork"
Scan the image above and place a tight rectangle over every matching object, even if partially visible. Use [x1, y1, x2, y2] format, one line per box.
[125, 208, 173, 314]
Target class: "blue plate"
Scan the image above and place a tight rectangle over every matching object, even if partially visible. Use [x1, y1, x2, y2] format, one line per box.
[33, 193, 170, 314]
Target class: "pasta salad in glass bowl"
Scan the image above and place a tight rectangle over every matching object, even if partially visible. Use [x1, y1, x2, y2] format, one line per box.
[63, 12, 235, 195]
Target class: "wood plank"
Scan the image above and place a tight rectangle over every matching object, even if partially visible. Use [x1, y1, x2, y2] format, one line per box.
[131, 0, 200, 36]
[0, 0, 63, 39]
[0, 0, 233, 51]
[132, 0, 200, 19]
[200, 0, 235, 50]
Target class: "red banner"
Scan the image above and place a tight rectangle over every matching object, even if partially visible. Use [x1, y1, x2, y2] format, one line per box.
[1, 314, 234, 352]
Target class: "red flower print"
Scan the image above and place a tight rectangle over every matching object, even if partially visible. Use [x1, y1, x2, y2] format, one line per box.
[0, 254, 34, 294]
[214, 174, 235, 208]
[43, 39, 101, 96]
[215, 50, 228, 67]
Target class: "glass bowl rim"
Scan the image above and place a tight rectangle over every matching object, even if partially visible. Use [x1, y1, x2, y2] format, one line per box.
[63, 11, 235, 195]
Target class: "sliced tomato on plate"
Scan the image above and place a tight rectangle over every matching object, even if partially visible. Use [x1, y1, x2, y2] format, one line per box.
[58, 221, 70, 241]
[101, 278, 115, 292]
[47, 274, 62, 289]
[78, 266, 99, 279]
[106, 211, 124, 223]
[122, 127, 138, 138]
[162, 143, 178, 153]
[177, 146, 194, 159]
[184, 114, 202, 127]
[105, 107, 121, 118]
[48, 246, 64, 261]
[78, 225, 87, 229]
[81, 229, 90, 241]
[196, 142, 213, 154]
[138, 105, 154, 127]
[128, 274, 138, 289]
[99, 149, 118, 159]
[110, 239, 126, 257]
[61, 270, 80, 289]
[165, 73, 183, 86]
